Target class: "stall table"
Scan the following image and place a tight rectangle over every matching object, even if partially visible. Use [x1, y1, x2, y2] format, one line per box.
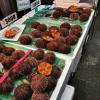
[0, 5, 95, 100]
[14, 5, 95, 73]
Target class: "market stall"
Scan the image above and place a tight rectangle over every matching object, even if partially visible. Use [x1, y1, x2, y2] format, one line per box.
[0, 0, 96, 100]
[11, 4, 95, 72]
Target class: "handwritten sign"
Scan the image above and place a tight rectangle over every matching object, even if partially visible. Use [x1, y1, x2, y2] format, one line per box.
[31, 0, 41, 10]
[0, 12, 17, 28]
[16, 0, 31, 11]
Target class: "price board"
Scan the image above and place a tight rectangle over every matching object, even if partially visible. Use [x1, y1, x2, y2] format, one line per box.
[31, 0, 41, 10]
[16, 0, 31, 11]
[0, 12, 18, 28]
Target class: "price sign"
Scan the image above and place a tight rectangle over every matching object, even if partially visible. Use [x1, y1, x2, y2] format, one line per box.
[0, 12, 18, 28]
[16, 0, 31, 11]
[31, 0, 41, 10]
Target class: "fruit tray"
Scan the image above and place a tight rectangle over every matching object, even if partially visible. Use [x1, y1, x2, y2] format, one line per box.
[0, 25, 25, 41]
[0, 41, 71, 100]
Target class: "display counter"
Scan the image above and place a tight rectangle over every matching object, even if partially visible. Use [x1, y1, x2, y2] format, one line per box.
[0, 4, 95, 100]
[14, 5, 95, 73]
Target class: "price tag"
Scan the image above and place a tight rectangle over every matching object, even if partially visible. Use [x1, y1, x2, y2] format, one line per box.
[16, 0, 31, 11]
[0, 12, 18, 28]
[31, 0, 41, 10]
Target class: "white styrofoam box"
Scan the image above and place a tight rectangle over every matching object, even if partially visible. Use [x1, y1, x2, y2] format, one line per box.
[61, 85, 75, 100]
[2, 41, 73, 100]
[71, 47, 82, 73]
[78, 3, 93, 8]
[54, 2, 78, 8]
[70, 9, 95, 60]
[54, 0, 79, 8]
[55, 0, 79, 4]
[50, 59, 72, 100]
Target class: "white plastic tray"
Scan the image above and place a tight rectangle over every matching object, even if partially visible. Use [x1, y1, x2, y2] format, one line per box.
[0, 25, 25, 41]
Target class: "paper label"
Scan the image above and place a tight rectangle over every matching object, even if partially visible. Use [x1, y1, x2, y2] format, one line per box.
[0, 12, 17, 28]
[16, 0, 31, 11]
[31, 0, 41, 10]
